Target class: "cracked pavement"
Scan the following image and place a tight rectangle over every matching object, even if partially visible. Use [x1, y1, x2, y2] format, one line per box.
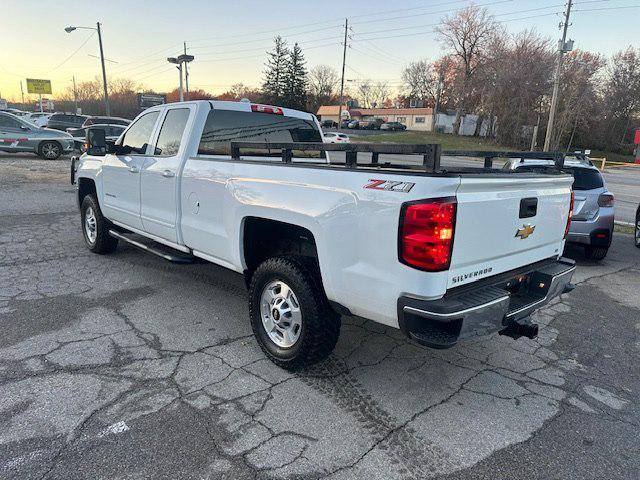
[1, 153, 639, 479]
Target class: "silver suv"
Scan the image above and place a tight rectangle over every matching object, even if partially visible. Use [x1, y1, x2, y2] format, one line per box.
[504, 156, 614, 261]
[0, 111, 74, 159]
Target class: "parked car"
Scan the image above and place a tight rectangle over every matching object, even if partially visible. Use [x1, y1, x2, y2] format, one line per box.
[68, 124, 126, 151]
[347, 120, 360, 129]
[361, 118, 384, 130]
[380, 122, 407, 131]
[73, 100, 576, 369]
[504, 156, 614, 260]
[320, 120, 338, 129]
[323, 132, 350, 144]
[0, 111, 74, 159]
[82, 116, 131, 128]
[24, 112, 53, 127]
[47, 113, 89, 131]
[339, 120, 351, 129]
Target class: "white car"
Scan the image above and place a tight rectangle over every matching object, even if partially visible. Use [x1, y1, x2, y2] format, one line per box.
[323, 132, 350, 143]
[73, 100, 576, 369]
[24, 112, 53, 127]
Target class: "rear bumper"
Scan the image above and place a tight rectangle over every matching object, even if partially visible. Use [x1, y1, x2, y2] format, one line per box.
[567, 209, 614, 247]
[397, 257, 576, 348]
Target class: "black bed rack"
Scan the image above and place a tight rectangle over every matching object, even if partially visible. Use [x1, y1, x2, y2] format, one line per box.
[229, 142, 566, 172]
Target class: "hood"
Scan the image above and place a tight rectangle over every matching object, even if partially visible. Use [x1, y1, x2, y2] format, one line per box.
[41, 127, 73, 138]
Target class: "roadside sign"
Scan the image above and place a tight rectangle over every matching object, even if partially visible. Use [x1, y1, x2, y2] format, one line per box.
[138, 93, 166, 109]
[634, 129, 640, 145]
[0, 99, 7, 109]
[26, 78, 52, 95]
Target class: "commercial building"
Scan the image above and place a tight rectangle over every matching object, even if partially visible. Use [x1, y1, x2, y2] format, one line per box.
[316, 106, 434, 131]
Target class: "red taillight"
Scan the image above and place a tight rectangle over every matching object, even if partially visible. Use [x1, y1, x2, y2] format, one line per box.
[251, 104, 283, 115]
[399, 198, 456, 271]
[597, 193, 614, 208]
[564, 191, 575, 238]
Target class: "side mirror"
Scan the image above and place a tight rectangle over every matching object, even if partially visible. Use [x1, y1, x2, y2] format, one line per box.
[20, 125, 30, 131]
[86, 128, 107, 156]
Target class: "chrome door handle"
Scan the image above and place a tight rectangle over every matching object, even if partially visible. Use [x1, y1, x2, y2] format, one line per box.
[129, 166, 139, 173]
[162, 170, 175, 178]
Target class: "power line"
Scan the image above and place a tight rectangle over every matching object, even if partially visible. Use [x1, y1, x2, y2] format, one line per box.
[45, 32, 95, 75]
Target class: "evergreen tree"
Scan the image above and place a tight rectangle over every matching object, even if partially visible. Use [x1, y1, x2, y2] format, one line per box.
[283, 43, 308, 111]
[261, 36, 289, 105]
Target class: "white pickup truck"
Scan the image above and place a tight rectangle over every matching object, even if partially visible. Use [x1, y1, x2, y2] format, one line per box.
[72, 100, 576, 369]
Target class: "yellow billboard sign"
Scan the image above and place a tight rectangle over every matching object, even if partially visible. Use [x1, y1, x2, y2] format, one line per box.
[26, 78, 52, 95]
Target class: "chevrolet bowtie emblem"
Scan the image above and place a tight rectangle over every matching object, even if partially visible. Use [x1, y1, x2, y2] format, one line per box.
[515, 224, 536, 239]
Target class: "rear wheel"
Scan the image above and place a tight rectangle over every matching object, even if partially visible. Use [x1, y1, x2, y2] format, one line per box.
[249, 257, 341, 370]
[38, 141, 62, 160]
[584, 245, 608, 261]
[81, 195, 118, 254]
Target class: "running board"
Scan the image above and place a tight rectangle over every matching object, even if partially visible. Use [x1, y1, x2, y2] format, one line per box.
[108, 230, 195, 264]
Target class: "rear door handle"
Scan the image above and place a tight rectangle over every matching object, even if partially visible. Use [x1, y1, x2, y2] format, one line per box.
[129, 166, 139, 173]
[162, 170, 175, 178]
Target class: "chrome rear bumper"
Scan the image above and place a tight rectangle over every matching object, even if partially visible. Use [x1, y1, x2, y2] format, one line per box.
[398, 257, 576, 348]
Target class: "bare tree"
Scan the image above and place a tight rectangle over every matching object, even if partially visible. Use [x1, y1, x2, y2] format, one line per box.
[356, 80, 373, 108]
[435, 4, 500, 134]
[308, 65, 339, 112]
[401, 60, 437, 103]
[371, 82, 390, 108]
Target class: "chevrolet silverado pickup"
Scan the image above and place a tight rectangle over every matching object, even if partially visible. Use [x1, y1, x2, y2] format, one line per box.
[72, 100, 576, 369]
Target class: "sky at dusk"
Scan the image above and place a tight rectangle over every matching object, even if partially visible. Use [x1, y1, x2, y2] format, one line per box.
[1, 0, 638, 101]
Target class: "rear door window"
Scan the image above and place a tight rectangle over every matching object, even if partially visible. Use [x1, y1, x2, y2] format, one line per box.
[118, 111, 160, 154]
[0, 114, 21, 130]
[198, 109, 322, 158]
[154, 108, 190, 156]
[565, 168, 604, 190]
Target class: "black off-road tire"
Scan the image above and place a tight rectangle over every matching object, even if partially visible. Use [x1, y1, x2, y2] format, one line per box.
[249, 256, 341, 370]
[80, 195, 118, 254]
[38, 140, 62, 160]
[584, 245, 608, 261]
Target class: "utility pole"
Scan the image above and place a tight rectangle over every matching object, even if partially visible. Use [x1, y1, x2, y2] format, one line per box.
[337, 18, 348, 131]
[72, 76, 78, 114]
[543, 0, 573, 151]
[183, 42, 190, 98]
[20, 81, 25, 106]
[168, 53, 194, 102]
[96, 22, 111, 115]
[432, 64, 445, 132]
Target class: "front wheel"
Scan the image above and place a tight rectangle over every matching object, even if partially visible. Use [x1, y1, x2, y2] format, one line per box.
[584, 245, 608, 261]
[81, 195, 118, 254]
[38, 141, 62, 160]
[249, 257, 341, 370]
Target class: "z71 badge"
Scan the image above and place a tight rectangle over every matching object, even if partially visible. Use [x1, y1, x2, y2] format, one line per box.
[364, 179, 415, 193]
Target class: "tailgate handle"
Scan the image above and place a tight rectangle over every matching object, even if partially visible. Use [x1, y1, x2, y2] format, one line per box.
[519, 197, 538, 218]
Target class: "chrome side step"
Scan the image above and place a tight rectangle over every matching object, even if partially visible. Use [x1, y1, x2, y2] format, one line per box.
[108, 230, 194, 264]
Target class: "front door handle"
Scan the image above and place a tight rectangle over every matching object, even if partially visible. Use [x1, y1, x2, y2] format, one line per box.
[162, 170, 175, 178]
[129, 166, 140, 173]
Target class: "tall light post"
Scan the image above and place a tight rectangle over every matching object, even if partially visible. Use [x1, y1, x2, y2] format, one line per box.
[65, 22, 110, 115]
[167, 54, 194, 102]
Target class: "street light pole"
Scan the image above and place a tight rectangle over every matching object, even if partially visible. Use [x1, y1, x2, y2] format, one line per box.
[64, 23, 110, 116]
[168, 54, 194, 102]
[96, 22, 110, 116]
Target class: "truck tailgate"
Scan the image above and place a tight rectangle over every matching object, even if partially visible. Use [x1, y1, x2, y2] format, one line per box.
[448, 175, 573, 289]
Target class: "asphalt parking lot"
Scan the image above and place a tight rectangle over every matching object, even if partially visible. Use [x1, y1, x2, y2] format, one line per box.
[1, 153, 639, 480]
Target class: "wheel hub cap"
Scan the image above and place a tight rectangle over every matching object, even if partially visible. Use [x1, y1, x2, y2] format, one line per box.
[260, 280, 302, 348]
[84, 206, 97, 243]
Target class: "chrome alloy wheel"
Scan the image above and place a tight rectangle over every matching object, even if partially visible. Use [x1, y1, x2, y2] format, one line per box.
[42, 142, 60, 159]
[260, 280, 302, 348]
[84, 206, 97, 244]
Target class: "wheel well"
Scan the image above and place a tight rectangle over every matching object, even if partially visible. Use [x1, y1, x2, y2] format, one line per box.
[78, 177, 97, 205]
[242, 217, 319, 281]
